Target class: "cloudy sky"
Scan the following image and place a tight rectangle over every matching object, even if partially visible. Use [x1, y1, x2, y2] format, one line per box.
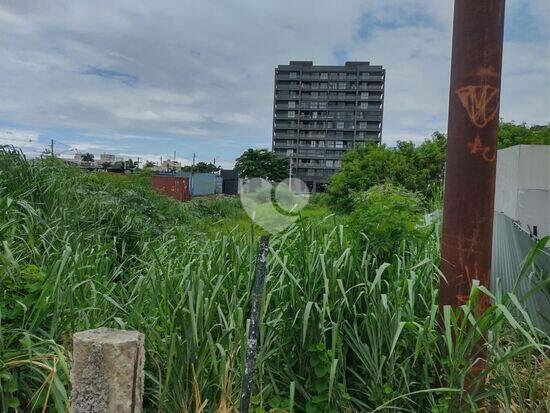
[0, 0, 548, 167]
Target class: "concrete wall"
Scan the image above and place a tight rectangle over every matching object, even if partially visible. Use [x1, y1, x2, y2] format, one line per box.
[495, 145, 550, 237]
[495, 145, 519, 219]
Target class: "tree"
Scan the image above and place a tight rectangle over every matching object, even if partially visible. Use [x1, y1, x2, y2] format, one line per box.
[81, 153, 94, 162]
[235, 149, 289, 182]
[144, 161, 156, 169]
[181, 162, 218, 173]
[125, 159, 138, 170]
[498, 121, 550, 148]
[327, 133, 446, 212]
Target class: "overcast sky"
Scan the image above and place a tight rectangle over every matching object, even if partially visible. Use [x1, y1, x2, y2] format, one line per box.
[0, 0, 548, 167]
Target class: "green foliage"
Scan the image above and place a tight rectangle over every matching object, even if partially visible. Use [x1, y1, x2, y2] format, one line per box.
[181, 161, 219, 173]
[498, 121, 550, 148]
[303, 343, 350, 412]
[327, 133, 446, 211]
[143, 160, 156, 169]
[235, 148, 289, 182]
[0, 148, 548, 412]
[348, 184, 430, 259]
[81, 153, 94, 162]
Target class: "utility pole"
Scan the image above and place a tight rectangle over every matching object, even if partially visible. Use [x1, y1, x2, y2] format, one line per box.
[288, 155, 293, 191]
[440, 0, 505, 381]
[51, 139, 54, 158]
[190, 153, 196, 194]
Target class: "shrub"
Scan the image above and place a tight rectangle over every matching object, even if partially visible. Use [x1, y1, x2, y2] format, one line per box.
[348, 184, 431, 258]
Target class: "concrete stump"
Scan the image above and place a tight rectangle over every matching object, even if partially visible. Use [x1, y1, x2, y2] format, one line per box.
[71, 328, 145, 413]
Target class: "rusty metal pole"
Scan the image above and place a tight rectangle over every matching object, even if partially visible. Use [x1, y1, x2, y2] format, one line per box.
[440, 1, 505, 314]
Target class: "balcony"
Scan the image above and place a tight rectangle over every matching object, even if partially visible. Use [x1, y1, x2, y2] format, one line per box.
[358, 85, 384, 92]
[275, 94, 299, 100]
[274, 113, 297, 120]
[300, 124, 326, 130]
[360, 75, 384, 81]
[276, 84, 300, 90]
[297, 152, 326, 159]
[273, 142, 297, 149]
[277, 74, 300, 80]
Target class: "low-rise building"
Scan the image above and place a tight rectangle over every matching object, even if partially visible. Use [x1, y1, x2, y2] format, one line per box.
[161, 159, 181, 170]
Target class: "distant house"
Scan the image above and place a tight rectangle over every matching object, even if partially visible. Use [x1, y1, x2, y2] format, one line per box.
[161, 159, 181, 170]
[99, 153, 124, 164]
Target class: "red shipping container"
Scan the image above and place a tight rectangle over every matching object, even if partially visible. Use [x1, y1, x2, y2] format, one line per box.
[151, 175, 190, 202]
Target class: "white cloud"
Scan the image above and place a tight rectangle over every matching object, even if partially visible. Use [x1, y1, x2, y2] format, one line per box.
[0, 127, 39, 144]
[0, 0, 547, 158]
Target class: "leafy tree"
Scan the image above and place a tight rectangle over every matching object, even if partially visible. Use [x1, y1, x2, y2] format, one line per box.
[348, 184, 429, 258]
[235, 149, 289, 182]
[181, 162, 218, 173]
[81, 153, 94, 162]
[327, 133, 446, 212]
[498, 122, 550, 148]
[144, 161, 156, 169]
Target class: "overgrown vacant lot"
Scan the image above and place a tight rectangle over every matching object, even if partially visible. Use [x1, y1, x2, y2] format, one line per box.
[0, 150, 548, 412]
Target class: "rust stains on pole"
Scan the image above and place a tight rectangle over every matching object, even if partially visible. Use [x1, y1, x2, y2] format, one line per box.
[440, 0, 506, 312]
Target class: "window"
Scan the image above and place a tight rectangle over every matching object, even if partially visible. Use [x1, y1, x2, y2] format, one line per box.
[359, 122, 367, 128]
[320, 72, 328, 80]
[288, 101, 296, 108]
[336, 122, 344, 129]
[360, 102, 368, 109]
[286, 149, 294, 156]
[319, 102, 327, 109]
[326, 160, 334, 167]
[335, 141, 344, 148]
[339, 73, 347, 80]
[289, 72, 297, 79]
[312, 111, 318, 119]
[288, 111, 295, 118]
[361, 92, 369, 99]
[338, 82, 346, 90]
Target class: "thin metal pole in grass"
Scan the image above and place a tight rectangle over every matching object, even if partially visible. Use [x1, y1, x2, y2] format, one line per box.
[239, 235, 269, 413]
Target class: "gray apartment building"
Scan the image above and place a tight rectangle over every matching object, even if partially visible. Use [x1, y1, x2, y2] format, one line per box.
[272, 61, 385, 192]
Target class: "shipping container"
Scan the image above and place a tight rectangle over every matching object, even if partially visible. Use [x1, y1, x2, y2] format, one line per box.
[151, 175, 190, 201]
[177, 172, 218, 196]
[221, 169, 239, 195]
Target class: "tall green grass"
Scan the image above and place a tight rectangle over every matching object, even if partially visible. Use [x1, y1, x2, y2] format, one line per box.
[0, 148, 548, 412]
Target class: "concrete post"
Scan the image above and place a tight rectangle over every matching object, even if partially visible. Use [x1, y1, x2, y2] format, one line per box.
[71, 328, 145, 413]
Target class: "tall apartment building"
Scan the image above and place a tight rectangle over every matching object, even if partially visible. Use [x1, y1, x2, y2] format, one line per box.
[272, 61, 385, 192]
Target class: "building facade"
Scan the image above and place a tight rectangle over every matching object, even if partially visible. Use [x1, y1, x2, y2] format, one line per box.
[272, 61, 385, 192]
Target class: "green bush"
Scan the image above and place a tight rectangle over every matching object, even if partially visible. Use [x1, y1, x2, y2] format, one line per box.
[348, 184, 431, 258]
[327, 134, 446, 212]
